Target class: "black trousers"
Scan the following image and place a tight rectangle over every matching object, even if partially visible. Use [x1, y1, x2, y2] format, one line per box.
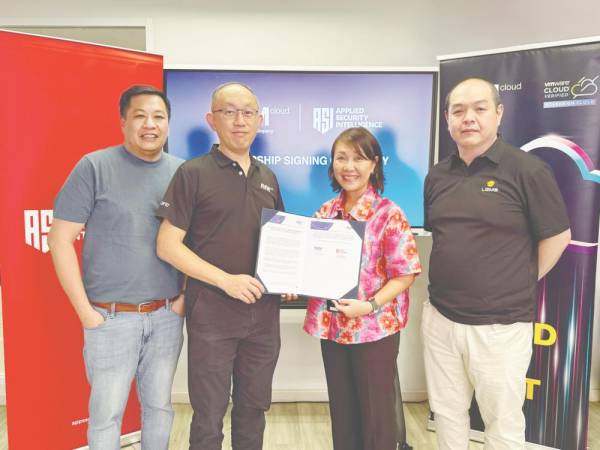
[321, 332, 401, 450]
[186, 289, 281, 450]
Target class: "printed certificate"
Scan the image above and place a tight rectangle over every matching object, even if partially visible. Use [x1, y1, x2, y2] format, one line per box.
[255, 208, 365, 299]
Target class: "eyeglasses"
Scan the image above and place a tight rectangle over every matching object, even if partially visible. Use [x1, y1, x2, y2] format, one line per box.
[212, 109, 259, 120]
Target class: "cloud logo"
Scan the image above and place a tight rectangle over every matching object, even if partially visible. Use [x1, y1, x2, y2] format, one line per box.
[521, 135, 600, 184]
[571, 76, 598, 99]
[522, 135, 600, 251]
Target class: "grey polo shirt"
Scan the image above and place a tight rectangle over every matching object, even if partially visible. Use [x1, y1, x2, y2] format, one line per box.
[424, 138, 569, 325]
[156, 144, 284, 303]
[53, 145, 183, 303]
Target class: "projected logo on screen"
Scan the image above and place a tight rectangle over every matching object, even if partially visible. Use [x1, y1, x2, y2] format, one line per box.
[313, 106, 384, 134]
[313, 107, 334, 134]
[259, 105, 293, 135]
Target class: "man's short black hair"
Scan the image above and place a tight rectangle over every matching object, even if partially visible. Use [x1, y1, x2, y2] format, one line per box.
[119, 85, 171, 119]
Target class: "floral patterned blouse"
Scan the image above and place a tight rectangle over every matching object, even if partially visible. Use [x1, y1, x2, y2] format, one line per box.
[303, 185, 421, 344]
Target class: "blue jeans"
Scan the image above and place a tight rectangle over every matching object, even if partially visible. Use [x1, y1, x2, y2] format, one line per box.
[83, 304, 184, 450]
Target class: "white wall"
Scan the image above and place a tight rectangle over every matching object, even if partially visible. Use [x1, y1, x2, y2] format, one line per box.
[1, 0, 599, 403]
[3, 1, 600, 67]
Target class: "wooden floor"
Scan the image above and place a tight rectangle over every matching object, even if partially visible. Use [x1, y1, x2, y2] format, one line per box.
[0, 401, 598, 449]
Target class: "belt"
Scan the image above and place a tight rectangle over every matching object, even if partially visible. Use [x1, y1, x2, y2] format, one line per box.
[92, 296, 178, 313]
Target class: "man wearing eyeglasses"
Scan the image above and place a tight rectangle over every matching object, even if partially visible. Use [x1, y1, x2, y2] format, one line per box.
[156, 82, 284, 450]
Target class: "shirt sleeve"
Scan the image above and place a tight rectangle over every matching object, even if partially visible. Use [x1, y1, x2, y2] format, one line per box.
[522, 163, 570, 241]
[53, 156, 95, 224]
[382, 208, 422, 278]
[156, 163, 197, 232]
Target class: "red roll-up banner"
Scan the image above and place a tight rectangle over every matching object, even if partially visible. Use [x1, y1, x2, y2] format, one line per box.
[0, 30, 164, 449]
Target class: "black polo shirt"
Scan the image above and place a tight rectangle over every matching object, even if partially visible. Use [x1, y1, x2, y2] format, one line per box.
[157, 144, 284, 302]
[424, 138, 569, 325]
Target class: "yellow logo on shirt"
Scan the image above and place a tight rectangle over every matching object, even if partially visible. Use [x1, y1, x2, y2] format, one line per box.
[481, 179, 499, 193]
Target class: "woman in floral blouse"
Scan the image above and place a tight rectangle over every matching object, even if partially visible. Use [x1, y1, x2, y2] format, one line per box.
[301, 127, 421, 450]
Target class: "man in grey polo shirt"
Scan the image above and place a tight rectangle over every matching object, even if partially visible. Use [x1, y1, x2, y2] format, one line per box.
[423, 78, 571, 449]
[48, 85, 184, 450]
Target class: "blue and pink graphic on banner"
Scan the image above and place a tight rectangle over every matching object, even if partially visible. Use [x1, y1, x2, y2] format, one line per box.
[164, 70, 436, 228]
[439, 41, 600, 450]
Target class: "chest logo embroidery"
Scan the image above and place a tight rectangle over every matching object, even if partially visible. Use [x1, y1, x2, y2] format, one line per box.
[260, 183, 274, 193]
[481, 179, 499, 193]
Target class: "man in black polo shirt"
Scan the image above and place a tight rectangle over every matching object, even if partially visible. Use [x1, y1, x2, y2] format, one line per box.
[156, 82, 284, 450]
[423, 78, 571, 449]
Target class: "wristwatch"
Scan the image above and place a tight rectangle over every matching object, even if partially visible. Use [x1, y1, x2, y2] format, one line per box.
[368, 297, 380, 313]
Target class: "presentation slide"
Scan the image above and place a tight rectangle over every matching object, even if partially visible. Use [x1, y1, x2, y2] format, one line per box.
[165, 69, 436, 227]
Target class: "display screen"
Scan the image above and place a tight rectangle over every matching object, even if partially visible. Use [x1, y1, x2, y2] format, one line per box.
[164, 69, 437, 228]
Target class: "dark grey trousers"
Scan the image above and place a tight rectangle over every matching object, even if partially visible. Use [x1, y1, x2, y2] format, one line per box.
[186, 289, 280, 450]
[321, 332, 402, 450]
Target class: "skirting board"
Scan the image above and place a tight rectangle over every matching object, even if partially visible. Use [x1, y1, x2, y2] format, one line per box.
[0, 383, 596, 406]
[172, 389, 428, 404]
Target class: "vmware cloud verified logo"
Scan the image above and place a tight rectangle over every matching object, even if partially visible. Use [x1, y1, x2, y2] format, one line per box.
[543, 75, 599, 109]
[571, 76, 598, 99]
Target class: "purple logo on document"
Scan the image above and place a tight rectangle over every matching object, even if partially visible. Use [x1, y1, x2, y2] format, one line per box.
[269, 214, 286, 224]
[310, 220, 334, 231]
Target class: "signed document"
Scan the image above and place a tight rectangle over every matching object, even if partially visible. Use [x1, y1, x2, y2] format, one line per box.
[255, 208, 366, 299]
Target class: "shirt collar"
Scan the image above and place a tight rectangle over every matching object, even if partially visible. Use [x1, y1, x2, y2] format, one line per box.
[480, 137, 505, 164]
[450, 136, 505, 168]
[210, 144, 257, 170]
[329, 184, 380, 221]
